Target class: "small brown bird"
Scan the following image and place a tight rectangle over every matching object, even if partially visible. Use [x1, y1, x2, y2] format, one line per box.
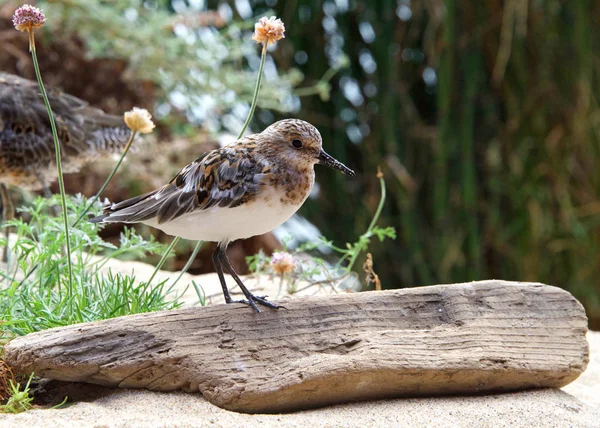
[92, 119, 355, 312]
[0, 72, 134, 257]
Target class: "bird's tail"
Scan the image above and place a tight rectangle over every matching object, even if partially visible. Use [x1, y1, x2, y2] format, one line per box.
[88, 214, 108, 223]
[74, 105, 142, 156]
[89, 126, 139, 155]
[89, 187, 163, 224]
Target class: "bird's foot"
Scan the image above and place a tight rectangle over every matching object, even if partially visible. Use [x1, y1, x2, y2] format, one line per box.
[228, 294, 285, 313]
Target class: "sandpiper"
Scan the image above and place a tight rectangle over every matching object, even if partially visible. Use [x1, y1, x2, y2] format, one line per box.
[0, 72, 135, 193]
[92, 119, 355, 312]
[0, 72, 136, 259]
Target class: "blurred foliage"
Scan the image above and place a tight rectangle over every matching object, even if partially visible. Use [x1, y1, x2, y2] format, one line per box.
[3, 1, 598, 327]
[243, 0, 600, 326]
[35, 0, 302, 130]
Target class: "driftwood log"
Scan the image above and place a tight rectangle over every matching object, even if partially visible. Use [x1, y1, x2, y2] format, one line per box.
[4, 280, 589, 413]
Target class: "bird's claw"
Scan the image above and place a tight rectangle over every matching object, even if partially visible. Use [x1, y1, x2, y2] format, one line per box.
[229, 294, 285, 313]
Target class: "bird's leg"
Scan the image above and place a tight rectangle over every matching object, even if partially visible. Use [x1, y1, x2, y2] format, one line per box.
[212, 245, 256, 308]
[36, 173, 59, 217]
[218, 247, 284, 313]
[0, 184, 14, 262]
[212, 246, 235, 304]
[41, 181, 52, 199]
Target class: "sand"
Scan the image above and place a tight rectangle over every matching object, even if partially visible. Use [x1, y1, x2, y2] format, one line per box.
[1, 258, 598, 427]
[0, 375, 597, 427]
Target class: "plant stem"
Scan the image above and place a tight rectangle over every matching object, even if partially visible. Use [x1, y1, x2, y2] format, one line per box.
[345, 173, 387, 272]
[28, 30, 73, 298]
[366, 173, 387, 234]
[175, 43, 269, 284]
[146, 236, 179, 286]
[73, 130, 137, 226]
[171, 240, 203, 288]
[237, 43, 267, 139]
[434, 0, 455, 227]
[461, 51, 481, 279]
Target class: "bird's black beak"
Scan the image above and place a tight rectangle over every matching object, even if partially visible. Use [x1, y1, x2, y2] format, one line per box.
[318, 149, 355, 176]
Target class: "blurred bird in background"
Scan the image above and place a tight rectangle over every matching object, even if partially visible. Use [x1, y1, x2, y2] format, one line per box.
[0, 72, 135, 259]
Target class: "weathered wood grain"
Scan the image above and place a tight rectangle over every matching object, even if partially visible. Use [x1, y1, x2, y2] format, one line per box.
[4, 280, 589, 413]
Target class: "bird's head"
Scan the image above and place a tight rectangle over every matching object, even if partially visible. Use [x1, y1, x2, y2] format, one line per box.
[260, 119, 355, 176]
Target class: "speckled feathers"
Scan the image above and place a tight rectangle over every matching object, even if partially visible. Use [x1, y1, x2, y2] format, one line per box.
[95, 119, 323, 228]
[0, 72, 134, 190]
[93, 119, 355, 244]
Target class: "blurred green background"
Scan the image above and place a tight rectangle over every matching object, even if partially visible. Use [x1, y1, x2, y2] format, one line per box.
[1, 0, 598, 327]
[263, 0, 600, 328]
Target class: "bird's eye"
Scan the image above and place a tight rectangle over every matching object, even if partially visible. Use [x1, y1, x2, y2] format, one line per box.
[292, 139, 303, 149]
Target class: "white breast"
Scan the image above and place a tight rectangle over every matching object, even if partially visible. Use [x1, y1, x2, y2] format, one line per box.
[143, 188, 304, 243]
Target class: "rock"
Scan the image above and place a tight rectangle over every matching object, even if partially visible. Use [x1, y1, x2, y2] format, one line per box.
[4, 280, 589, 414]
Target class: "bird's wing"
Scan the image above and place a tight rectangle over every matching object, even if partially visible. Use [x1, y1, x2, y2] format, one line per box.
[92, 141, 271, 225]
[0, 72, 130, 162]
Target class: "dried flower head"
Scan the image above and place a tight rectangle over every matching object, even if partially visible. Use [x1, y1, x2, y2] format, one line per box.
[12, 4, 46, 32]
[252, 16, 285, 46]
[270, 252, 296, 275]
[124, 107, 155, 134]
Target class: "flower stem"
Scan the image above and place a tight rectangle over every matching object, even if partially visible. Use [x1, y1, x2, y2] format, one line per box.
[237, 43, 267, 139]
[28, 30, 73, 297]
[73, 130, 137, 226]
[175, 43, 269, 284]
[366, 172, 387, 234]
[345, 173, 387, 272]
